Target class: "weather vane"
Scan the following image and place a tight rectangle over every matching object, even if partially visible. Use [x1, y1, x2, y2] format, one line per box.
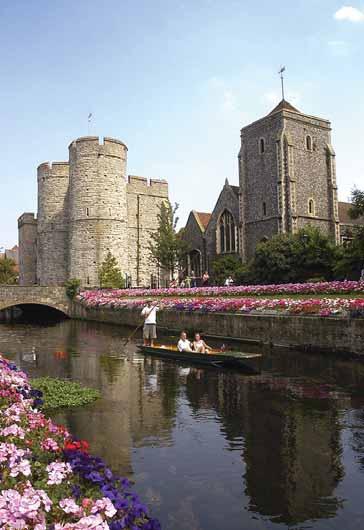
[278, 66, 286, 100]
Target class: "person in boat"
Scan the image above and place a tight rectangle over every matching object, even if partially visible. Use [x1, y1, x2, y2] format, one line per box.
[177, 331, 193, 352]
[141, 299, 159, 347]
[192, 333, 212, 354]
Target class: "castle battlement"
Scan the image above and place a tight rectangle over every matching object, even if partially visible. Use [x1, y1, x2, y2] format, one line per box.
[127, 175, 168, 197]
[19, 134, 169, 288]
[18, 213, 37, 228]
[37, 162, 69, 179]
[68, 136, 128, 160]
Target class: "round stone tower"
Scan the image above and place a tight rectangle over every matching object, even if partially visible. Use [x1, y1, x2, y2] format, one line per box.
[68, 136, 129, 287]
[37, 161, 69, 285]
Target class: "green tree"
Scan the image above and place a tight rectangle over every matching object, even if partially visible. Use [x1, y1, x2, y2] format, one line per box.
[211, 255, 249, 285]
[98, 251, 125, 288]
[149, 202, 187, 279]
[250, 227, 336, 284]
[334, 227, 364, 280]
[349, 187, 364, 219]
[0, 257, 18, 285]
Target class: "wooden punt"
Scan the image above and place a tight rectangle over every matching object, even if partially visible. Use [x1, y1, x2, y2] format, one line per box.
[138, 344, 262, 374]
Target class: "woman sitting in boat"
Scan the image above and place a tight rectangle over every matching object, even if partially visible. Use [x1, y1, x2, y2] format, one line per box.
[177, 331, 193, 352]
[192, 333, 211, 354]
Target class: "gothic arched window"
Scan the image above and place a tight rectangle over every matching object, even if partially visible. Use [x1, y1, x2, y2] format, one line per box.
[218, 210, 236, 253]
[263, 202, 267, 216]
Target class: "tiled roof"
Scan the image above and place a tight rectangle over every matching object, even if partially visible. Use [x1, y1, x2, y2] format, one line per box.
[338, 201, 364, 226]
[194, 211, 211, 232]
[268, 99, 301, 116]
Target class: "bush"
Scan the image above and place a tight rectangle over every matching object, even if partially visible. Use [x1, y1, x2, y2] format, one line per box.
[64, 278, 81, 299]
[30, 377, 100, 410]
[211, 255, 247, 285]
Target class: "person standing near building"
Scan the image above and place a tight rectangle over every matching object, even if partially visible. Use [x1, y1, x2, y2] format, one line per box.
[141, 300, 159, 347]
[202, 271, 209, 286]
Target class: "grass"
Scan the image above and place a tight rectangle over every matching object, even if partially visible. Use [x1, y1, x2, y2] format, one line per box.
[30, 377, 100, 410]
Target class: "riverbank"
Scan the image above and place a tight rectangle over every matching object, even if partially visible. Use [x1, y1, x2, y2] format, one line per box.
[72, 301, 364, 356]
[0, 355, 160, 530]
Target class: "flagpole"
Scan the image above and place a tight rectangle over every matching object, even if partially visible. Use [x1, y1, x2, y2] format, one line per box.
[87, 113, 93, 135]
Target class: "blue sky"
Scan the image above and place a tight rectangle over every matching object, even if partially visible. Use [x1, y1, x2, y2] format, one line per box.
[1, 0, 363, 247]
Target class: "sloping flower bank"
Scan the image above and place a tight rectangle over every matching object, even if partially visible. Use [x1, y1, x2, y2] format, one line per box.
[80, 280, 364, 299]
[78, 291, 364, 317]
[0, 355, 160, 530]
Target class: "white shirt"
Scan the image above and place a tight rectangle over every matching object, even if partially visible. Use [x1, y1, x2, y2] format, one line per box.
[141, 305, 159, 324]
[177, 339, 192, 352]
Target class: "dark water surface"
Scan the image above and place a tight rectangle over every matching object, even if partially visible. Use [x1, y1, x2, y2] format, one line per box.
[1, 318, 364, 530]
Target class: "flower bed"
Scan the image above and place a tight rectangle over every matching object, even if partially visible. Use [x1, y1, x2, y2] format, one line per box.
[0, 355, 160, 530]
[77, 291, 364, 317]
[80, 280, 364, 300]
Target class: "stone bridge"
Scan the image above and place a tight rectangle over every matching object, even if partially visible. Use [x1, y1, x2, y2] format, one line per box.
[0, 286, 71, 316]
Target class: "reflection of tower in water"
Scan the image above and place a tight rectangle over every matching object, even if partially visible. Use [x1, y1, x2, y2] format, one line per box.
[185, 371, 344, 526]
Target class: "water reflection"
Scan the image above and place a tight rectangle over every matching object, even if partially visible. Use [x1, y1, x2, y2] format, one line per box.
[1, 319, 364, 530]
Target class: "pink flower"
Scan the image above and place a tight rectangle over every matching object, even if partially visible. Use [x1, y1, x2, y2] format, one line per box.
[46, 461, 72, 485]
[41, 437, 59, 452]
[59, 498, 82, 515]
[1, 423, 26, 439]
[91, 498, 117, 518]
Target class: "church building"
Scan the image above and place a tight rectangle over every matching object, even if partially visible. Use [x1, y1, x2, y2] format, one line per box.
[183, 99, 363, 277]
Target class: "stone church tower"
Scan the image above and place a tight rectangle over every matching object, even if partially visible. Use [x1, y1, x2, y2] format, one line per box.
[18, 136, 169, 288]
[239, 100, 340, 260]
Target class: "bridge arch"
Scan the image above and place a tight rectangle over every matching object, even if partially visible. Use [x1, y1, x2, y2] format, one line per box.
[0, 286, 71, 317]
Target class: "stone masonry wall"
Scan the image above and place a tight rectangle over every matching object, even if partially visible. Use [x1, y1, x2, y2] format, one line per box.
[283, 114, 338, 240]
[126, 176, 169, 287]
[18, 214, 37, 286]
[68, 137, 129, 287]
[239, 114, 282, 259]
[204, 182, 240, 271]
[37, 162, 69, 285]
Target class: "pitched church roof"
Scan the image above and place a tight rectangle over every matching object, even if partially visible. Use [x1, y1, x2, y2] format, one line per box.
[193, 211, 211, 232]
[268, 99, 301, 116]
[230, 185, 240, 197]
[338, 202, 364, 226]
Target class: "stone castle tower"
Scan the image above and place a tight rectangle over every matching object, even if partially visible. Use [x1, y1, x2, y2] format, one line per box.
[239, 100, 340, 260]
[18, 136, 169, 287]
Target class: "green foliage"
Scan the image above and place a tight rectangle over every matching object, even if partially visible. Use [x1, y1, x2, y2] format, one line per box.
[98, 251, 125, 288]
[30, 377, 100, 410]
[334, 227, 364, 280]
[64, 278, 81, 299]
[211, 255, 248, 285]
[250, 227, 337, 284]
[349, 187, 364, 219]
[148, 202, 187, 277]
[0, 257, 18, 285]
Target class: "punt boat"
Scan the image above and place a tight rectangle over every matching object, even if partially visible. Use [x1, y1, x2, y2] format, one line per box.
[138, 344, 262, 374]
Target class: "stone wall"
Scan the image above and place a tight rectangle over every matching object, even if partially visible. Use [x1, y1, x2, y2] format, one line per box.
[126, 176, 169, 287]
[18, 214, 37, 286]
[72, 302, 364, 356]
[239, 104, 340, 260]
[68, 137, 129, 287]
[37, 162, 69, 285]
[0, 286, 70, 315]
[204, 181, 240, 270]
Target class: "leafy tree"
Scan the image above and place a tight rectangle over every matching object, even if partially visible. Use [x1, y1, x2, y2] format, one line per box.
[149, 202, 187, 279]
[0, 257, 18, 285]
[349, 188, 364, 219]
[98, 251, 125, 288]
[250, 227, 336, 284]
[334, 227, 364, 280]
[211, 255, 249, 285]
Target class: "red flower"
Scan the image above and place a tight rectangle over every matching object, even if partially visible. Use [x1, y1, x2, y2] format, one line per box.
[64, 439, 89, 453]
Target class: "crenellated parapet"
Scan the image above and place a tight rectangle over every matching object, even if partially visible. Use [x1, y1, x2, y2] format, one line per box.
[127, 175, 168, 197]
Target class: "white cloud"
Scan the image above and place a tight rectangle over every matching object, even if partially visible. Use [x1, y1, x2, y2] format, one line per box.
[328, 40, 351, 56]
[334, 6, 364, 22]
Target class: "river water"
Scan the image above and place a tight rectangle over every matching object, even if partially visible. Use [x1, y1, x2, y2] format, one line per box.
[1, 318, 364, 530]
